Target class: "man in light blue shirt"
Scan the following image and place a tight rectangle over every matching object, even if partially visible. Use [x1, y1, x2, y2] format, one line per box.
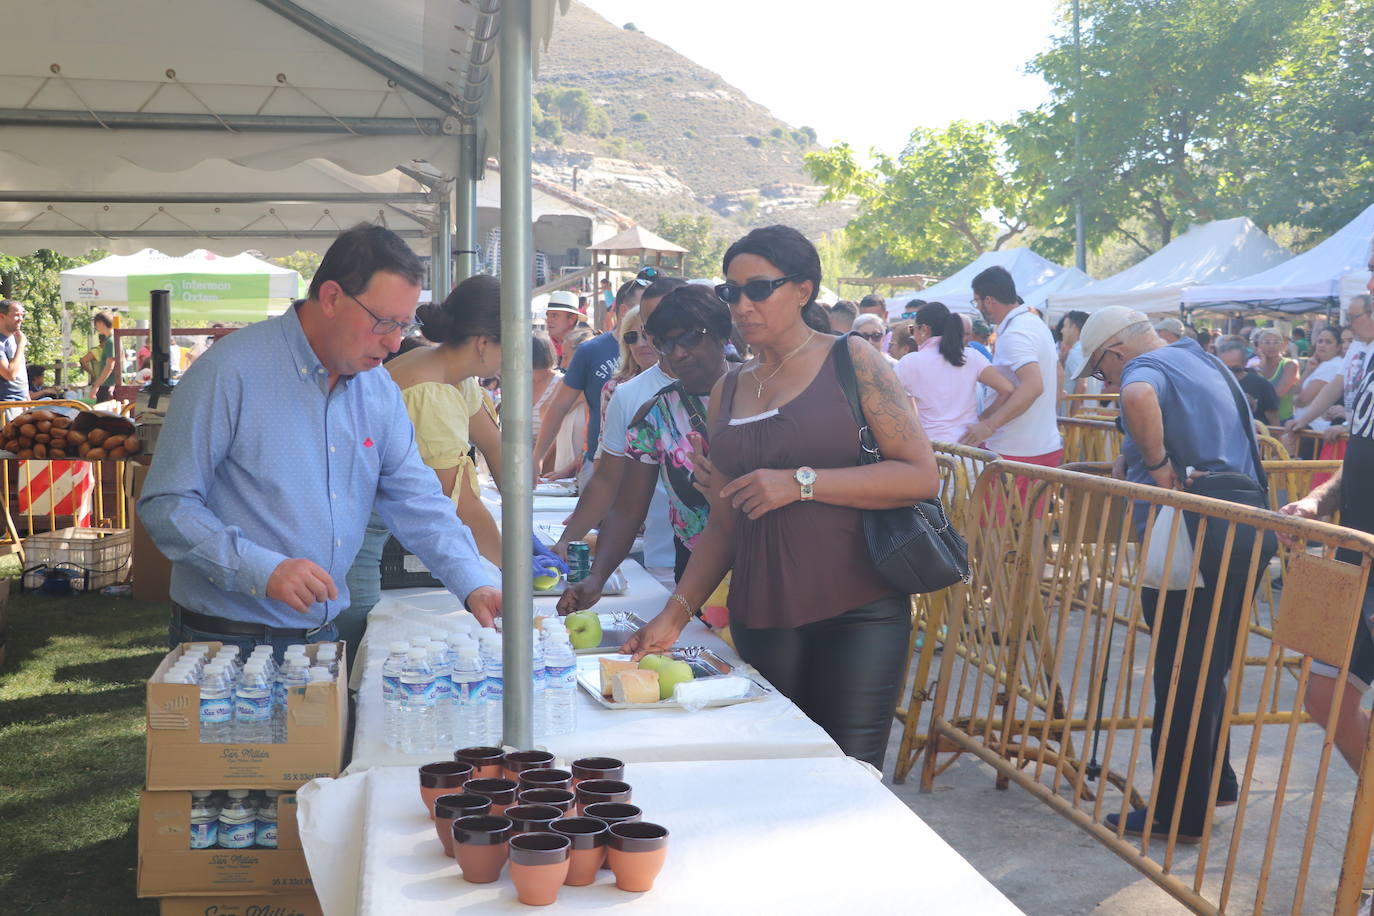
[139, 224, 501, 653]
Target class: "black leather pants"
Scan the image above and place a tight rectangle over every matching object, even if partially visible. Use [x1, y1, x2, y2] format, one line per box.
[731, 595, 910, 770]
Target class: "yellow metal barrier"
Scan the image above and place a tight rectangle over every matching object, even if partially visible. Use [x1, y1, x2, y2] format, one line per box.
[1058, 416, 1122, 464]
[917, 461, 1374, 914]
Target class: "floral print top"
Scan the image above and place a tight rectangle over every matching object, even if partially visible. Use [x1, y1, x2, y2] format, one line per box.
[625, 383, 711, 550]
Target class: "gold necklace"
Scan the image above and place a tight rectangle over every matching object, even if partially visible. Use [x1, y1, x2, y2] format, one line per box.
[753, 329, 816, 398]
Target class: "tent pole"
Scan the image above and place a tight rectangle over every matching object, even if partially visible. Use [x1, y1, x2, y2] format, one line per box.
[433, 195, 452, 300]
[455, 132, 479, 282]
[498, 0, 534, 751]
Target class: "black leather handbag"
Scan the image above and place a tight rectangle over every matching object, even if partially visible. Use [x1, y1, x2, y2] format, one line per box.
[832, 335, 970, 594]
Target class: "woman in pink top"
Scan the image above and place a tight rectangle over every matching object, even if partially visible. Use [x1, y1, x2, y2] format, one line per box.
[895, 301, 1014, 444]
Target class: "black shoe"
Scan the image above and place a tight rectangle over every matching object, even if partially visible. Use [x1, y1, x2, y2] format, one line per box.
[1105, 808, 1202, 845]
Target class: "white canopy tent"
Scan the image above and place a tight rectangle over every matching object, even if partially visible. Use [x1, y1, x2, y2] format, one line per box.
[886, 247, 1088, 318]
[60, 248, 303, 321]
[1048, 217, 1290, 317]
[1342, 271, 1373, 310]
[1179, 203, 1374, 314]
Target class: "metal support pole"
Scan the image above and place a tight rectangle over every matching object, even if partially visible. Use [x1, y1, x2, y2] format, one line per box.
[498, 0, 534, 750]
[455, 132, 480, 282]
[1072, 0, 1087, 273]
[434, 195, 453, 301]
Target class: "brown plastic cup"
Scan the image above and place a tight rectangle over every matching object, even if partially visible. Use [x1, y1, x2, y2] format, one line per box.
[433, 794, 492, 857]
[463, 778, 520, 816]
[575, 779, 632, 814]
[455, 746, 506, 779]
[580, 802, 641, 827]
[419, 760, 473, 815]
[503, 749, 556, 781]
[508, 832, 572, 906]
[518, 768, 574, 793]
[607, 821, 669, 892]
[570, 756, 625, 787]
[518, 788, 576, 814]
[452, 815, 513, 884]
[551, 817, 609, 886]
[506, 804, 564, 835]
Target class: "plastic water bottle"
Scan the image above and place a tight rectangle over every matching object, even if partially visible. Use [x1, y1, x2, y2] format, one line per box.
[308, 666, 333, 684]
[531, 638, 547, 739]
[315, 643, 339, 677]
[480, 634, 504, 744]
[198, 663, 235, 743]
[189, 790, 219, 849]
[543, 634, 578, 736]
[234, 662, 274, 744]
[382, 641, 410, 749]
[255, 790, 280, 849]
[398, 648, 437, 754]
[217, 790, 257, 849]
[429, 644, 454, 748]
[274, 658, 309, 744]
[451, 645, 487, 746]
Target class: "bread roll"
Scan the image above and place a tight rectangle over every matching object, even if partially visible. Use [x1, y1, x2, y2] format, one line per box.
[599, 658, 638, 698]
[610, 669, 660, 704]
[85, 447, 106, 460]
[87, 428, 108, 446]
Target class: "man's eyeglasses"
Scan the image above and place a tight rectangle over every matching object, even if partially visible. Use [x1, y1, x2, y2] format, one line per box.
[1087, 342, 1121, 382]
[714, 275, 799, 306]
[623, 330, 641, 345]
[855, 331, 884, 342]
[344, 290, 420, 336]
[1228, 364, 1247, 375]
[652, 327, 711, 355]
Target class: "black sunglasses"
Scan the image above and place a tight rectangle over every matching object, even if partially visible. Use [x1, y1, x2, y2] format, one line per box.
[652, 327, 711, 355]
[623, 330, 641, 345]
[855, 331, 884, 342]
[714, 274, 799, 305]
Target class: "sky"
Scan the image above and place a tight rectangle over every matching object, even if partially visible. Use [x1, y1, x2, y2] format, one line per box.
[580, 0, 1063, 158]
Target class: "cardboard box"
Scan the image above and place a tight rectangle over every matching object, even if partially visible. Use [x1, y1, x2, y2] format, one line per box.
[138, 790, 312, 897]
[146, 642, 347, 790]
[159, 892, 322, 916]
[127, 460, 172, 603]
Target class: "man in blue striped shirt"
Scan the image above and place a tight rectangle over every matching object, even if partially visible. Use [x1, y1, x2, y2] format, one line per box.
[139, 224, 501, 655]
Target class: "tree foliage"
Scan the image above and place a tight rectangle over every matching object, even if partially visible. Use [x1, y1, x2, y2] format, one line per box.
[654, 214, 729, 279]
[535, 86, 611, 138]
[0, 248, 106, 381]
[268, 250, 322, 286]
[806, 121, 1040, 276]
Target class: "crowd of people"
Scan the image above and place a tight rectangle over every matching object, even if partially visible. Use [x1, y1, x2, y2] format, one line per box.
[131, 216, 1374, 847]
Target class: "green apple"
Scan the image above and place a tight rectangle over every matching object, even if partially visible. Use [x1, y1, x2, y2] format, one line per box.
[564, 610, 603, 649]
[638, 653, 669, 673]
[533, 565, 562, 591]
[656, 659, 695, 700]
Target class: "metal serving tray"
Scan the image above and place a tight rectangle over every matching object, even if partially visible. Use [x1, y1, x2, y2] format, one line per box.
[575, 647, 769, 709]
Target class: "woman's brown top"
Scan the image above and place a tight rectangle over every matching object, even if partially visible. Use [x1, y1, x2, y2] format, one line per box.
[709, 345, 894, 629]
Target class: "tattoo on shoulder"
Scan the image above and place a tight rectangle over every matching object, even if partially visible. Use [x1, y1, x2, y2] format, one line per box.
[851, 338, 917, 443]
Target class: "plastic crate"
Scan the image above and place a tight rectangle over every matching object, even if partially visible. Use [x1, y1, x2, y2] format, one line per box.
[22, 526, 132, 590]
[379, 535, 443, 589]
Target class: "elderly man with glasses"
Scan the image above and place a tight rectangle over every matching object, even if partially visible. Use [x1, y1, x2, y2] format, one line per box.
[139, 223, 502, 653]
[1076, 305, 1275, 846]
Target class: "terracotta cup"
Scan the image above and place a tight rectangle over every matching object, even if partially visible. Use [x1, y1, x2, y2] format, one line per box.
[607, 822, 669, 893]
[518, 788, 576, 814]
[463, 778, 519, 816]
[518, 768, 574, 793]
[570, 756, 625, 787]
[452, 815, 512, 884]
[575, 779, 632, 814]
[551, 817, 609, 887]
[506, 804, 564, 835]
[433, 794, 492, 857]
[419, 761, 473, 816]
[508, 832, 572, 906]
[581, 802, 642, 828]
[503, 749, 556, 782]
[455, 746, 506, 780]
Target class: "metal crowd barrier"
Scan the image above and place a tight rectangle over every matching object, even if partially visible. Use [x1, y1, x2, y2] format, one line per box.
[1059, 416, 1123, 464]
[915, 461, 1374, 914]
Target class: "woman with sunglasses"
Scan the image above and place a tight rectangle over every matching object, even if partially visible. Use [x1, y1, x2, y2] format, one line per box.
[622, 225, 940, 769]
[852, 314, 897, 366]
[598, 305, 659, 439]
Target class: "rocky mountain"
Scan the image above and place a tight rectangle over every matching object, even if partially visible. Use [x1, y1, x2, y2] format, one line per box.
[534, 3, 855, 240]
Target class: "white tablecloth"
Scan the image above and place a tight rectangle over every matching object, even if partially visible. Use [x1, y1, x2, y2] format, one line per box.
[345, 582, 840, 772]
[299, 757, 1022, 916]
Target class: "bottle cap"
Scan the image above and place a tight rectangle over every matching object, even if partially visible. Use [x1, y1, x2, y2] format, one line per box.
[227, 789, 249, 798]
[285, 644, 307, 655]
[406, 648, 428, 661]
[192, 790, 212, 797]
[265, 789, 280, 797]
[316, 644, 337, 658]
[388, 641, 410, 654]
[309, 668, 332, 682]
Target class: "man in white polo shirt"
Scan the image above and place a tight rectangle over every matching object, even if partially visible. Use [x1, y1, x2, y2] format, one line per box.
[960, 265, 1064, 467]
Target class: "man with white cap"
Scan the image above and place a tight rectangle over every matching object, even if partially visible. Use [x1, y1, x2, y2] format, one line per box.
[543, 290, 584, 369]
[1076, 305, 1274, 844]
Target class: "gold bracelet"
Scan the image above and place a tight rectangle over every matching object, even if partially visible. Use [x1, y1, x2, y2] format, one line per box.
[669, 592, 694, 623]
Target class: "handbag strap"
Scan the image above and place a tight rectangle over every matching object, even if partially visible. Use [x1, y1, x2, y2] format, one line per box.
[1204, 352, 1270, 497]
[830, 333, 881, 466]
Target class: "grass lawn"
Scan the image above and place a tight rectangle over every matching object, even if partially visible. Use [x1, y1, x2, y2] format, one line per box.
[0, 571, 167, 915]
